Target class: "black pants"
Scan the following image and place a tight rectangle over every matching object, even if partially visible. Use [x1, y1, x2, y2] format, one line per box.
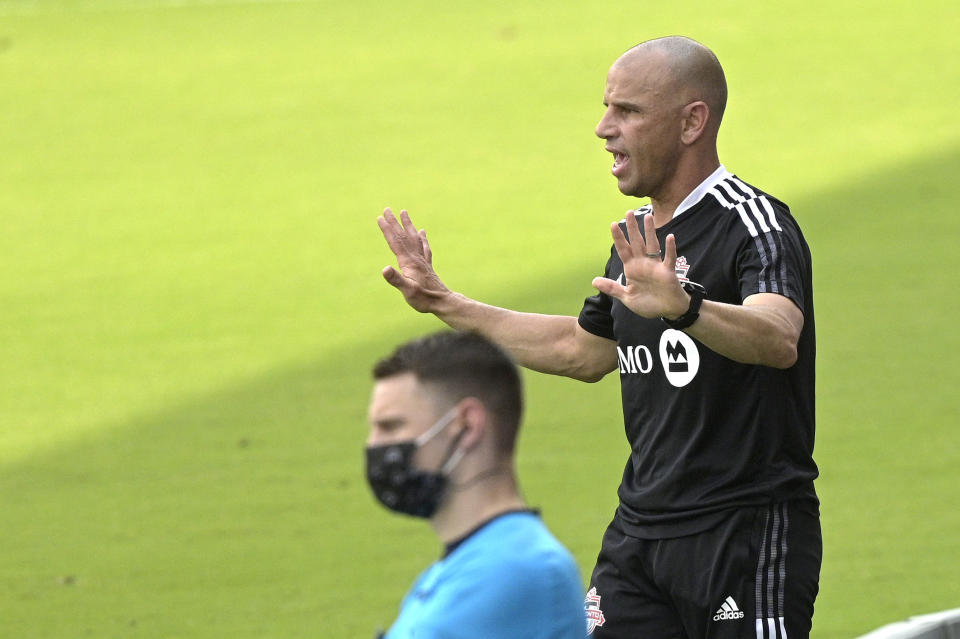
[585, 501, 821, 639]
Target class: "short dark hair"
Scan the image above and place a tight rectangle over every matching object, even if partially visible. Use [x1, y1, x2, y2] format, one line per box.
[373, 331, 523, 453]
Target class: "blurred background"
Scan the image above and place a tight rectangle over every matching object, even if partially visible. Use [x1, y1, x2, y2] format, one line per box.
[1, 0, 958, 636]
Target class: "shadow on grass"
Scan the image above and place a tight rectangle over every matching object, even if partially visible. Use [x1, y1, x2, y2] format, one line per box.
[1, 146, 959, 638]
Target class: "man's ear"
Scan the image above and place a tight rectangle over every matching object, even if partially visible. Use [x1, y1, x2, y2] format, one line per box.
[680, 100, 710, 145]
[455, 397, 488, 452]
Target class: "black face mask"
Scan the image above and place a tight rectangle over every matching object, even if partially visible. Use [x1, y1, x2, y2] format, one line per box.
[365, 408, 464, 519]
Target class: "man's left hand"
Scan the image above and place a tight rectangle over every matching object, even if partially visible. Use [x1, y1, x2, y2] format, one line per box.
[591, 211, 690, 320]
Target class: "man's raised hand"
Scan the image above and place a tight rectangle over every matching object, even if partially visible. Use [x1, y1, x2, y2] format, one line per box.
[378, 208, 451, 313]
[591, 211, 690, 320]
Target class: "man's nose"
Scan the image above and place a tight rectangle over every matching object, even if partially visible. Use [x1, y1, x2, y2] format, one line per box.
[366, 429, 383, 447]
[595, 109, 615, 139]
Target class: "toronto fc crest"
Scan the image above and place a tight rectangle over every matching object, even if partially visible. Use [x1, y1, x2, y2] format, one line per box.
[584, 586, 606, 635]
[674, 255, 691, 282]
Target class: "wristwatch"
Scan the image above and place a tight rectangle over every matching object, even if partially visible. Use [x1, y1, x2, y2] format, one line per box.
[661, 280, 706, 330]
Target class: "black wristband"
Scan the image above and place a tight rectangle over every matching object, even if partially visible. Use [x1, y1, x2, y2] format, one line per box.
[662, 280, 706, 330]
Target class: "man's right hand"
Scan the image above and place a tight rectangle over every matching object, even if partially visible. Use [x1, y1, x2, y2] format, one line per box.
[378, 208, 451, 314]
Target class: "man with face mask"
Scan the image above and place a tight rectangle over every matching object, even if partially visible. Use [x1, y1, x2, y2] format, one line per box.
[366, 330, 586, 639]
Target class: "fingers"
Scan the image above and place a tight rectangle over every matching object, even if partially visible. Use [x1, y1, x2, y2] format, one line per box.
[643, 214, 660, 257]
[610, 220, 633, 263]
[378, 208, 406, 255]
[377, 207, 397, 234]
[382, 265, 401, 285]
[614, 210, 660, 265]
[399, 209, 419, 238]
[624, 210, 646, 251]
[378, 207, 415, 234]
[382, 265, 415, 297]
[379, 207, 427, 260]
[663, 233, 678, 267]
[420, 230, 433, 266]
[619, 211, 671, 262]
[592, 276, 625, 299]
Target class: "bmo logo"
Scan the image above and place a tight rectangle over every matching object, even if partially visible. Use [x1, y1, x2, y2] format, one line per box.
[616, 344, 653, 375]
[658, 329, 699, 387]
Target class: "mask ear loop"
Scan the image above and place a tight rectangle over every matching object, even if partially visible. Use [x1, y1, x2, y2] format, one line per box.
[439, 413, 468, 474]
[414, 406, 459, 446]
[440, 440, 466, 474]
[414, 405, 468, 475]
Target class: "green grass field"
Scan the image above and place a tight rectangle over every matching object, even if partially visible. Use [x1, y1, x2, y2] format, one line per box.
[2, 0, 959, 636]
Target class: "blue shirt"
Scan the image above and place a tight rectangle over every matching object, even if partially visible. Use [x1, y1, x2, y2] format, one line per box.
[385, 512, 585, 638]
